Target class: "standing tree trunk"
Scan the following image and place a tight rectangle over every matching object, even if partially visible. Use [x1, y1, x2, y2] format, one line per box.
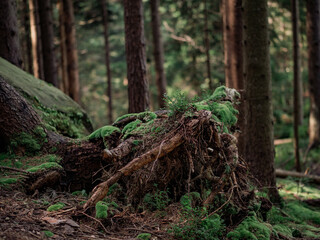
[0, 0, 22, 67]
[58, 0, 69, 95]
[37, 0, 58, 87]
[124, 0, 150, 113]
[29, 0, 44, 80]
[243, 0, 280, 202]
[291, 0, 303, 172]
[222, 0, 244, 157]
[20, 0, 33, 74]
[101, 0, 113, 123]
[62, 0, 80, 103]
[150, 0, 167, 109]
[306, 0, 320, 150]
[204, 0, 212, 91]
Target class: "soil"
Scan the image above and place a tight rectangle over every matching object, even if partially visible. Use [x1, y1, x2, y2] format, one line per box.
[0, 188, 174, 240]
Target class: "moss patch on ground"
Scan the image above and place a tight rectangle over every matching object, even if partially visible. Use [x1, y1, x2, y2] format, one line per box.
[88, 126, 120, 140]
[95, 201, 108, 219]
[26, 162, 62, 173]
[47, 202, 65, 212]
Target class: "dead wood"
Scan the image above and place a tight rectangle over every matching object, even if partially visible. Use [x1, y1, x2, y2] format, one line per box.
[84, 112, 212, 209]
[275, 169, 320, 184]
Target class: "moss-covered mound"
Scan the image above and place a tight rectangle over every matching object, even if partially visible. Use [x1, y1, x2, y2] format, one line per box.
[0, 57, 92, 138]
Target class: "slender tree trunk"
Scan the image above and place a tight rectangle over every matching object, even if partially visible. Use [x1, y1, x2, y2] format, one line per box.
[223, 0, 243, 90]
[204, 0, 212, 91]
[291, 0, 303, 172]
[243, 0, 280, 202]
[37, 0, 58, 87]
[20, 0, 33, 74]
[62, 0, 80, 103]
[101, 0, 113, 123]
[150, 0, 167, 109]
[58, 0, 69, 95]
[0, 0, 22, 67]
[306, 0, 320, 149]
[124, 0, 150, 113]
[29, 0, 44, 79]
[222, 0, 244, 157]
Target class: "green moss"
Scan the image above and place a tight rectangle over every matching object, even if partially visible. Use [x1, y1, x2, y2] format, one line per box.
[47, 202, 65, 212]
[26, 162, 62, 172]
[227, 214, 272, 240]
[0, 178, 18, 185]
[273, 224, 293, 238]
[72, 190, 88, 197]
[10, 132, 42, 154]
[95, 201, 108, 219]
[136, 233, 151, 240]
[133, 140, 143, 146]
[43, 230, 54, 238]
[122, 119, 142, 138]
[285, 201, 320, 224]
[88, 125, 120, 140]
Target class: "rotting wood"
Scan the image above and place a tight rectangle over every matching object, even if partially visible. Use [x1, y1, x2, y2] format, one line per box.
[275, 169, 320, 184]
[84, 112, 212, 209]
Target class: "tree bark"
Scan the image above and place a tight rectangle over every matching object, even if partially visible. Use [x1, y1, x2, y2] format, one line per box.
[150, 0, 167, 109]
[291, 0, 303, 172]
[101, 0, 113, 123]
[62, 0, 80, 103]
[243, 0, 280, 202]
[306, 0, 320, 149]
[223, 0, 243, 90]
[20, 0, 33, 74]
[124, 0, 150, 113]
[204, 0, 212, 91]
[37, 0, 59, 87]
[0, 0, 22, 67]
[29, 0, 44, 80]
[222, 0, 244, 157]
[58, 0, 69, 95]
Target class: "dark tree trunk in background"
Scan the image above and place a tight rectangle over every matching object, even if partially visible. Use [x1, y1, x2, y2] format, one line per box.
[243, 0, 280, 202]
[204, 0, 212, 91]
[291, 0, 303, 172]
[222, 0, 244, 157]
[58, 0, 69, 95]
[306, 0, 320, 150]
[37, 0, 58, 87]
[0, 0, 22, 67]
[62, 0, 80, 103]
[29, 0, 44, 80]
[101, 0, 113, 123]
[124, 0, 150, 113]
[20, 0, 33, 74]
[150, 0, 167, 109]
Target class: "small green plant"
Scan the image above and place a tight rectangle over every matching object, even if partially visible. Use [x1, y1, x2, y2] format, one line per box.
[43, 230, 54, 238]
[72, 189, 88, 197]
[47, 202, 65, 212]
[136, 233, 151, 240]
[143, 187, 170, 211]
[164, 91, 192, 116]
[95, 201, 108, 219]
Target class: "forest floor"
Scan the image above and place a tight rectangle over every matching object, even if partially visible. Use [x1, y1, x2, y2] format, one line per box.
[0, 187, 176, 239]
[1, 178, 320, 240]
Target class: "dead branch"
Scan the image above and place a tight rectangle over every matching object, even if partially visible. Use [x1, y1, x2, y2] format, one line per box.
[275, 169, 320, 184]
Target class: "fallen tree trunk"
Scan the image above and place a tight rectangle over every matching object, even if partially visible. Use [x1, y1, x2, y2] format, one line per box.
[275, 169, 320, 184]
